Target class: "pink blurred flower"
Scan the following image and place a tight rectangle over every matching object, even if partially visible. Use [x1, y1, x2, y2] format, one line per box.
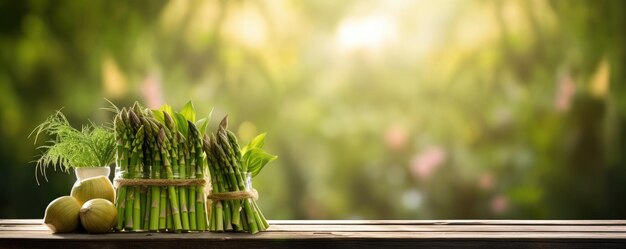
[479, 172, 495, 190]
[410, 146, 446, 180]
[555, 73, 576, 112]
[491, 195, 508, 214]
[385, 124, 407, 151]
[141, 73, 163, 109]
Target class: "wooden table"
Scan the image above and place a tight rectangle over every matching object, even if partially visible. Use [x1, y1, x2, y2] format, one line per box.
[2, 219, 626, 248]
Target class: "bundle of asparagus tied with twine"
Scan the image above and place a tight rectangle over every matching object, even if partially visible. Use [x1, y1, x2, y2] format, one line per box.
[204, 116, 277, 234]
[113, 101, 210, 232]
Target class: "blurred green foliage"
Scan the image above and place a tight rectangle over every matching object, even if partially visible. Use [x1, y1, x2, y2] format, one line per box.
[1, 0, 625, 219]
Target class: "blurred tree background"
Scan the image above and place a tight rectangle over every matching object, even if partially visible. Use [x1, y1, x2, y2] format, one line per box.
[1, 0, 625, 219]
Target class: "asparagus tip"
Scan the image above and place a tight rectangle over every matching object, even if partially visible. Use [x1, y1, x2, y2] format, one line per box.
[219, 115, 228, 130]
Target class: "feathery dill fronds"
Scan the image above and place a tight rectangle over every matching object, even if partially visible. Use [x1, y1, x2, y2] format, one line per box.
[29, 110, 116, 184]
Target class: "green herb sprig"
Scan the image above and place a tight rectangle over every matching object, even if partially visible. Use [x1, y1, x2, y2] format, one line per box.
[30, 110, 116, 183]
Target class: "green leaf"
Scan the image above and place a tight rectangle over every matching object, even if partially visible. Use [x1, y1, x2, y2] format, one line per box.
[249, 133, 266, 148]
[195, 118, 209, 135]
[180, 101, 196, 122]
[159, 104, 174, 116]
[241, 133, 266, 155]
[173, 112, 189, 137]
[151, 110, 165, 124]
[243, 148, 277, 177]
[192, 108, 213, 135]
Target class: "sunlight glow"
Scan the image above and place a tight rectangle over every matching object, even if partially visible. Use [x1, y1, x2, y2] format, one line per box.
[223, 3, 267, 48]
[336, 15, 397, 53]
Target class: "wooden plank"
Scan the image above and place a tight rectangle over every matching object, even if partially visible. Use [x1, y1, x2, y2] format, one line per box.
[266, 224, 626, 232]
[270, 220, 626, 225]
[3, 220, 626, 233]
[2, 220, 626, 249]
[1, 231, 626, 249]
[4, 224, 626, 233]
[1, 229, 626, 239]
[0, 220, 40, 225]
[5, 219, 626, 226]
[1, 238, 624, 249]
[2, 227, 626, 238]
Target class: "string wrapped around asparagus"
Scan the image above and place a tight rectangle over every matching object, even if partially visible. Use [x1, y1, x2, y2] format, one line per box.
[113, 101, 209, 232]
[204, 116, 275, 234]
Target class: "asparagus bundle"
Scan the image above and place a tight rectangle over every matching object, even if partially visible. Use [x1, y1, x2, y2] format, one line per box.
[204, 116, 277, 234]
[113, 101, 209, 232]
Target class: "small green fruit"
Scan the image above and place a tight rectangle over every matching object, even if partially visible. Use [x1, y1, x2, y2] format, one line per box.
[79, 198, 118, 234]
[43, 196, 81, 233]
